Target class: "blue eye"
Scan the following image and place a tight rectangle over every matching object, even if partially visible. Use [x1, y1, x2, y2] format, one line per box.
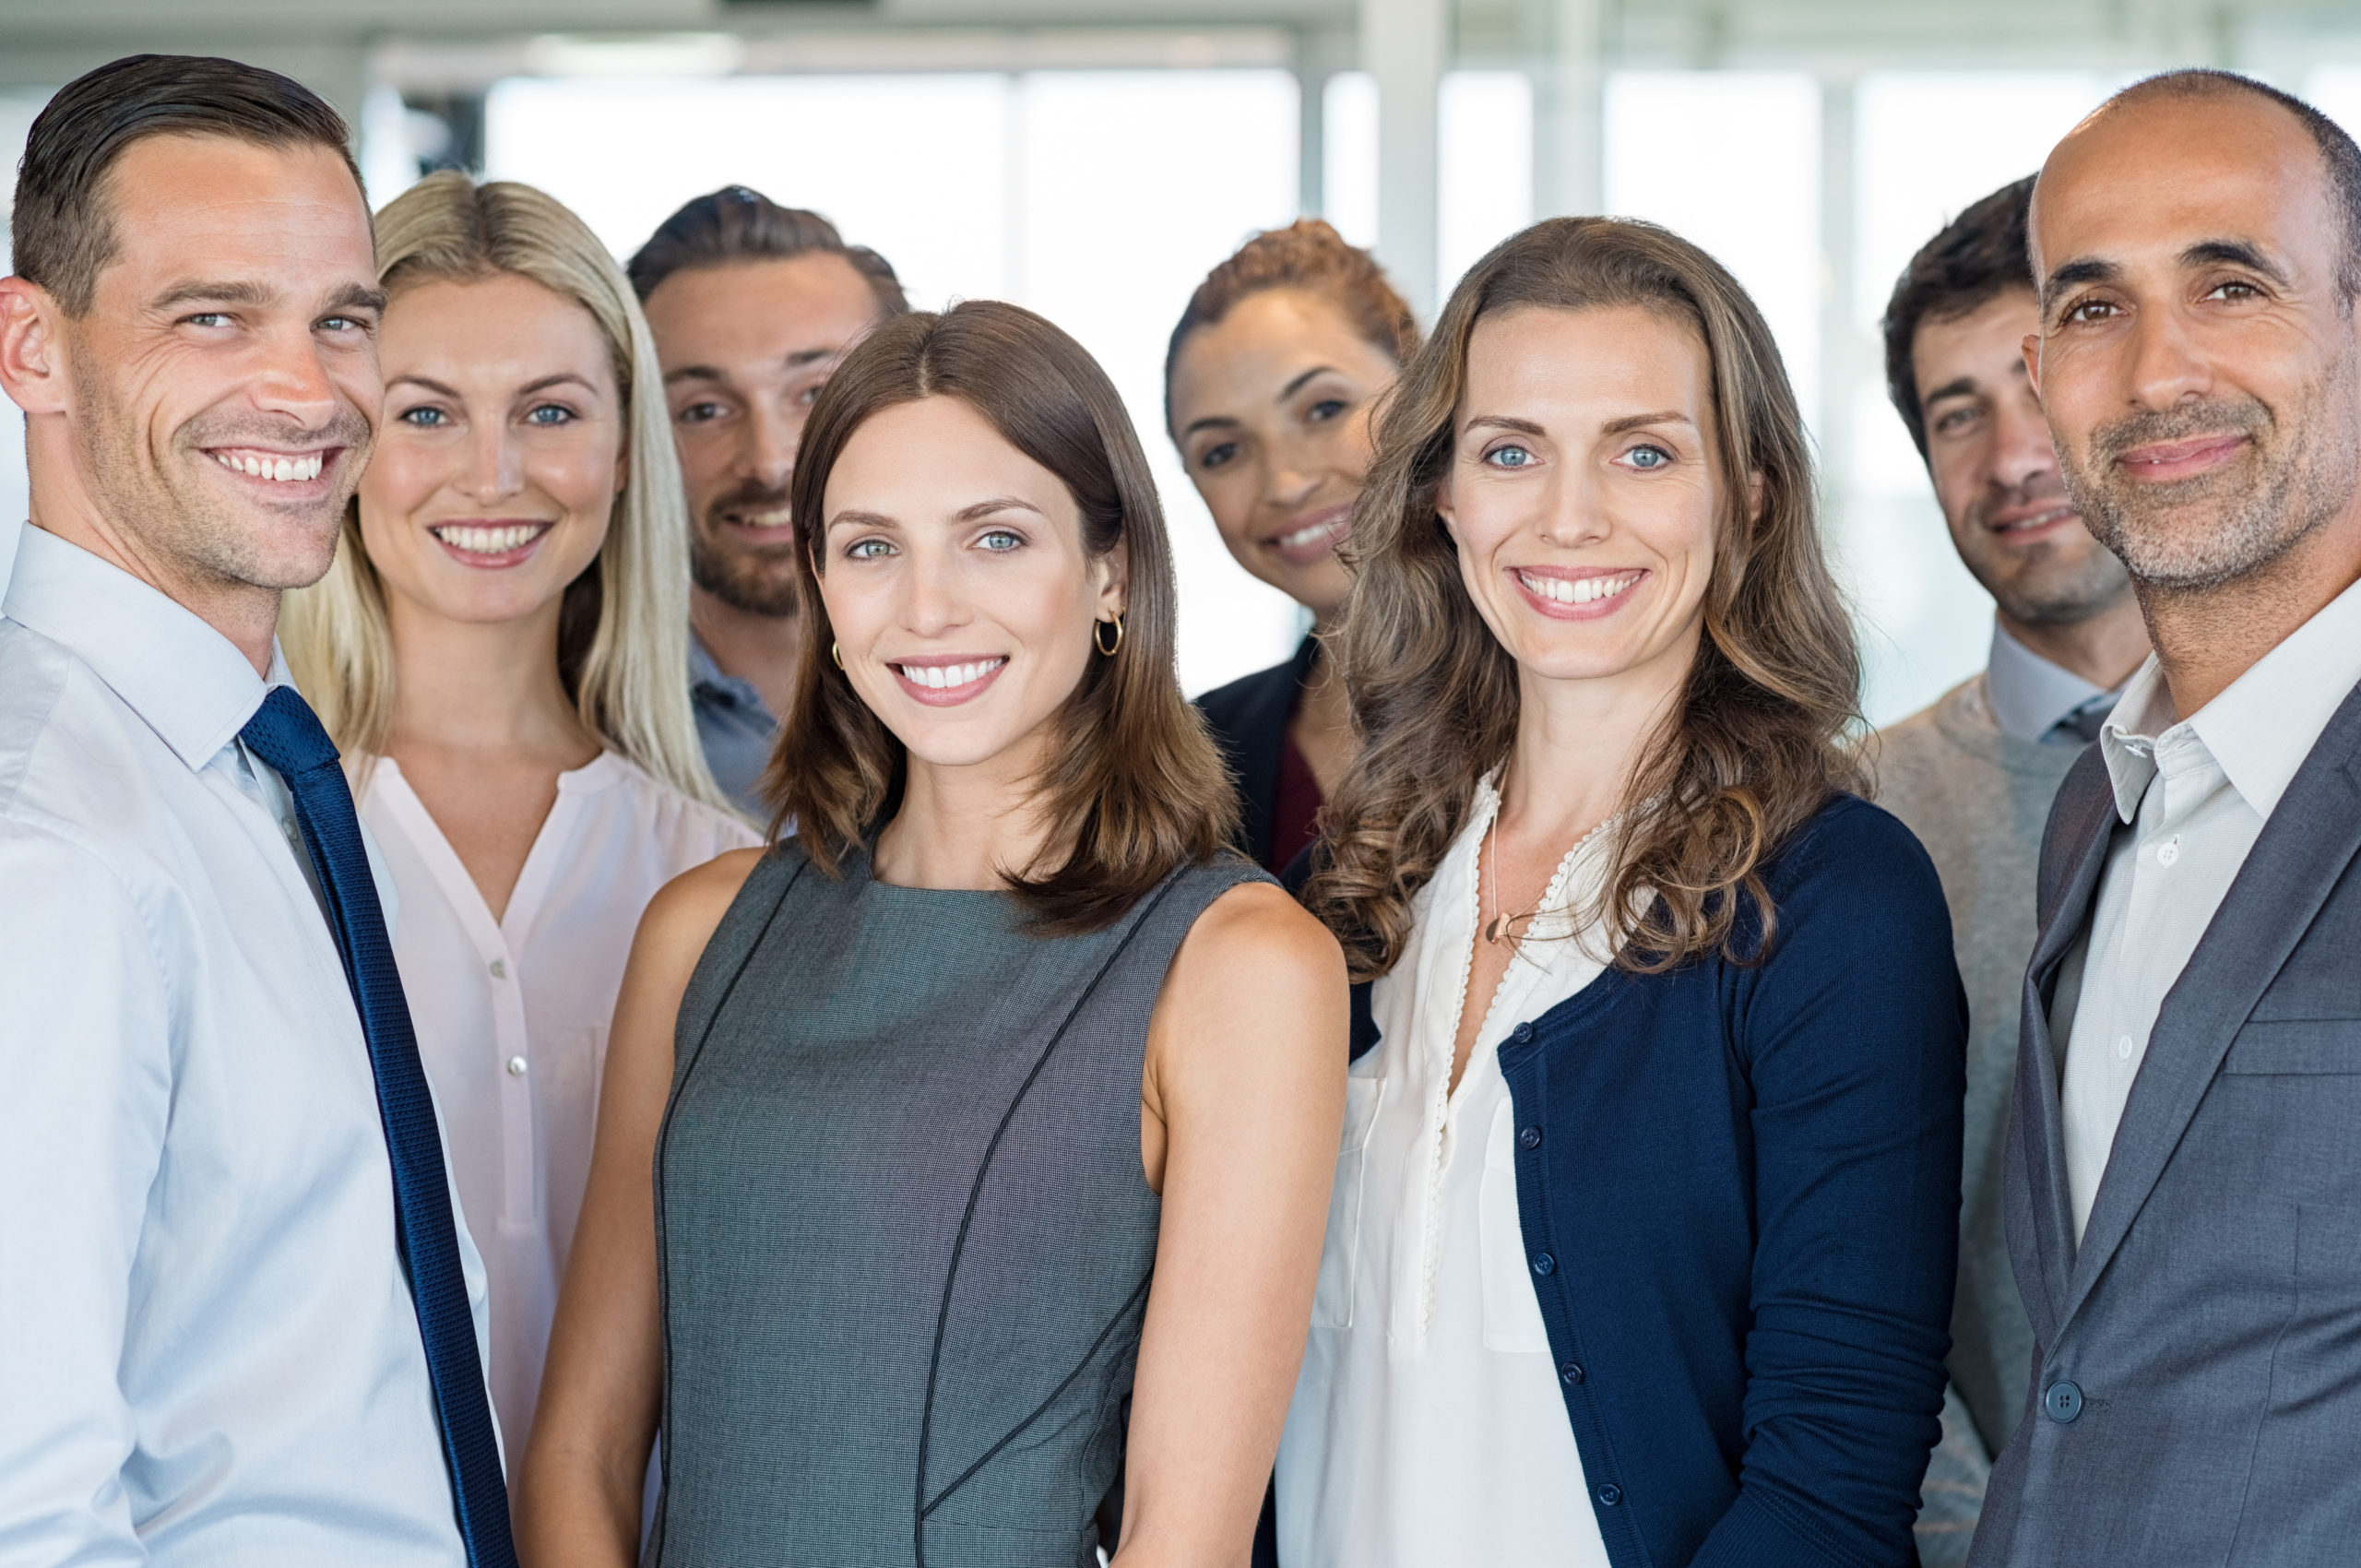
[524, 404, 575, 426]
[1486, 445, 1535, 469]
[398, 407, 447, 427]
[1626, 444, 1671, 469]
[847, 538, 894, 560]
[978, 529, 1023, 552]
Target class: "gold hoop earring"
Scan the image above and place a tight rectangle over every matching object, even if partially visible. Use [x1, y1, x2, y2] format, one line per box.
[1094, 614, 1124, 657]
[831, 641, 844, 670]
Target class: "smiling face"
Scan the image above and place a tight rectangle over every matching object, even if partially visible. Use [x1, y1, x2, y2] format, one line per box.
[356, 271, 621, 632]
[1168, 289, 1399, 622]
[817, 395, 1123, 772]
[1915, 286, 2131, 624]
[643, 253, 884, 618]
[2029, 89, 2361, 592]
[1437, 303, 1723, 692]
[61, 132, 380, 594]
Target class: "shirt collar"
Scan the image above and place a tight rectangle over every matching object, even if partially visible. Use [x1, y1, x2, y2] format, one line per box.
[687, 629, 773, 717]
[3, 523, 290, 771]
[2098, 570, 2361, 824]
[1984, 619, 2116, 742]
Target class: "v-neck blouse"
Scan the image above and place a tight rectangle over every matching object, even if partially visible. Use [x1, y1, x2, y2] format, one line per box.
[361, 752, 757, 1453]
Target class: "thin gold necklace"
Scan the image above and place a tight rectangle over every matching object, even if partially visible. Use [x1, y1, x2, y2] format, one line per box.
[1483, 810, 1609, 946]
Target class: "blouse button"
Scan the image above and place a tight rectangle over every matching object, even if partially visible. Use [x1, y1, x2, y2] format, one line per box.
[1519, 1125, 1543, 1150]
[1531, 1253, 1556, 1277]
[2157, 838, 2180, 867]
[489, 958, 507, 980]
[506, 1055, 528, 1077]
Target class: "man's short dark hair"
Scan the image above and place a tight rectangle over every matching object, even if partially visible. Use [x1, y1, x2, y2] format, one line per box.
[625, 185, 908, 315]
[13, 53, 362, 317]
[1881, 175, 2036, 461]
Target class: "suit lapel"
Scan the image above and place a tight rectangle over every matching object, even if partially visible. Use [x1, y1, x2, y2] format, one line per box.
[2013, 754, 2120, 1336]
[2058, 686, 2361, 1334]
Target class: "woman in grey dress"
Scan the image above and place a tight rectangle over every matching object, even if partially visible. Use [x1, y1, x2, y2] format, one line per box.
[519, 300, 1349, 1568]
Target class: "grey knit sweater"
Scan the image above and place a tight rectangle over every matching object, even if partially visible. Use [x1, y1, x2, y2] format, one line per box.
[1871, 675, 2082, 1566]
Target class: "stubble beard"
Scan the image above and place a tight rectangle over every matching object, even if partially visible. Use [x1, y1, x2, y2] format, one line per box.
[2060, 351, 2361, 596]
[72, 338, 371, 595]
[690, 484, 802, 619]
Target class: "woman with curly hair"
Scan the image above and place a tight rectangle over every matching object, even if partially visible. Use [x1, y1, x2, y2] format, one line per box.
[1283, 217, 1967, 1566]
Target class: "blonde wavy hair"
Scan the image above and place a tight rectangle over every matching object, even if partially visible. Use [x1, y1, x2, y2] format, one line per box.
[1303, 218, 1863, 980]
[284, 171, 728, 814]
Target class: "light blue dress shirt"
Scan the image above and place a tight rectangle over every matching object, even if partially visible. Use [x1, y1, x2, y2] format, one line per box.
[0, 525, 489, 1565]
[688, 631, 779, 819]
[1984, 622, 2118, 744]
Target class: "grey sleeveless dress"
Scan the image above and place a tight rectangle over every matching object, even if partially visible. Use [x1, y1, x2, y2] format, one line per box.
[650, 839, 1267, 1567]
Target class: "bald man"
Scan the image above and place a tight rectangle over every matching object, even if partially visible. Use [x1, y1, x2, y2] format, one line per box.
[1974, 70, 2361, 1566]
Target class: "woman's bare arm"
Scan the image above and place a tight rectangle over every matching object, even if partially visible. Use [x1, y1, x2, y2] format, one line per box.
[1121, 880, 1348, 1567]
[514, 847, 765, 1568]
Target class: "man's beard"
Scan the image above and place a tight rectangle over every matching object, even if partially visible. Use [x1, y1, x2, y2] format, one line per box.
[1964, 476, 2132, 626]
[2062, 353, 2361, 593]
[73, 335, 370, 593]
[690, 477, 802, 618]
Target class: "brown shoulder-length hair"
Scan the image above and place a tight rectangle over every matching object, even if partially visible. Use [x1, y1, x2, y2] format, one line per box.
[1304, 217, 1863, 980]
[766, 299, 1239, 933]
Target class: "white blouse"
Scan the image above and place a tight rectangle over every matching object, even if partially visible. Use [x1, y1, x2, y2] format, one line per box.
[361, 753, 757, 1454]
[1276, 775, 1615, 1568]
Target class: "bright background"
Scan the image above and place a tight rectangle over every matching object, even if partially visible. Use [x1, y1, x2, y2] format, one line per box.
[6, 30, 2361, 722]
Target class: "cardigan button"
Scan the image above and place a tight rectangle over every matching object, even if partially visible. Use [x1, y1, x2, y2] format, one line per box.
[1560, 1361, 1584, 1384]
[1519, 1125, 1542, 1149]
[1596, 1483, 1623, 1506]
[1530, 1253, 1556, 1276]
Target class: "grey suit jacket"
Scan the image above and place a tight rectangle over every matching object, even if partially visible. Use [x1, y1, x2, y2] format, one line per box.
[1968, 681, 2361, 1566]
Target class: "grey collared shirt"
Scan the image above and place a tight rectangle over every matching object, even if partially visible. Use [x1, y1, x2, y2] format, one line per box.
[1985, 622, 2118, 744]
[689, 632, 780, 818]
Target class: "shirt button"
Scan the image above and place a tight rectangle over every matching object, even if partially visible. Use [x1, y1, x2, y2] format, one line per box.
[489, 958, 507, 980]
[2115, 1034, 2134, 1063]
[1596, 1483, 1623, 1506]
[506, 1055, 528, 1076]
[2157, 838, 2180, 866]
[1519, 1125, 1543, 1149]
[1560, 1361, 1585, 1384]
[1531, 1253, 1556, 1276]
[2045, 1380, 2084, 1423]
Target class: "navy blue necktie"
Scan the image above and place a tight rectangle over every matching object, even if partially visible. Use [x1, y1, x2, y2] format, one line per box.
[240, 685, 518, 1568]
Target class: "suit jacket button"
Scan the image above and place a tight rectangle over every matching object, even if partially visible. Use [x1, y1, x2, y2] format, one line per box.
[2044, 1380, 2083, 1423]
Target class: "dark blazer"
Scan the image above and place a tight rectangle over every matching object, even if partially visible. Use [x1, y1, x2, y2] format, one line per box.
[1195, 635, 1318, 869]
[1969, 681, 2361, 1566]
[1284, 796, 1964, 1567]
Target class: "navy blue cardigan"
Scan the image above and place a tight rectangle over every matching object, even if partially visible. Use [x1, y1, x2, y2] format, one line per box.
[1330, 794, 1966, 1567]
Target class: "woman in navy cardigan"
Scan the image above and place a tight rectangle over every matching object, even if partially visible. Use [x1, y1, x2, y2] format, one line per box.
[1284, 216, 1967, 1568]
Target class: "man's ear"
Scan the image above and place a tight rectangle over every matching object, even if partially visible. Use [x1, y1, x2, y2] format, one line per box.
[0, 278, 71, 418]
[2022, 330, 2044, 401]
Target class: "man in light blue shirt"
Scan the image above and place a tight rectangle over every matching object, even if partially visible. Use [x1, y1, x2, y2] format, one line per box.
[1869, 175, 2152, 1564]
[628, 187, 908, 814]
[0, 56, 502, 1565]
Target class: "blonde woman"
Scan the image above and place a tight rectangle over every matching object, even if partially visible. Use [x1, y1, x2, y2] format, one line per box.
[283, 172, 756, 1454]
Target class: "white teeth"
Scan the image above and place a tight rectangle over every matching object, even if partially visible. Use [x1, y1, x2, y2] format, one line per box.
[215, 451, 324, 482]
[736, 507, 792, 529]
[1520, 570, 1639, 605]
[432, 522, 546, 554]
[896, 658, 1005, 690]
[1275, 520, 1338, 550]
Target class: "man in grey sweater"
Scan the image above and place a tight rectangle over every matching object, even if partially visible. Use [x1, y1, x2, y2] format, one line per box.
[1871, 176, 2150, 1564]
